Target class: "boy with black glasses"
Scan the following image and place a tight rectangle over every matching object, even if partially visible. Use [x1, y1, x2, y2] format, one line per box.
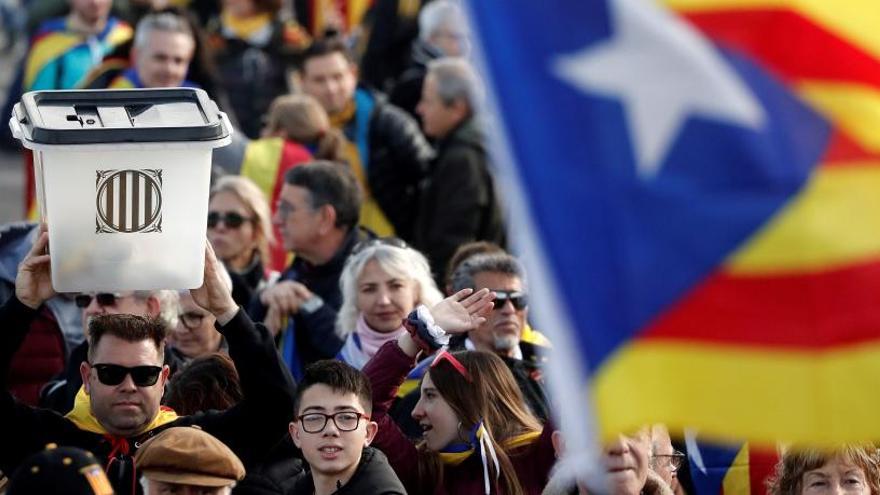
[0, 227, 296, 495]
[288, 360, 406, 495]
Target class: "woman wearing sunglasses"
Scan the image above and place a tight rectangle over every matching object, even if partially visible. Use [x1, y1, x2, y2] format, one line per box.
[363, 288, 556, 495]
[207, 176, 277, 307]
[335, 238, 444, 369]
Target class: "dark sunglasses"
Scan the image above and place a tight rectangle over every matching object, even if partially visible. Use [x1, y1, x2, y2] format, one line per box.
[492, 290, 528, 310]
[92, 363, 162, 387]
[74, 292, 123, 308]
[351, 237, 408, 256]
[207, 211, 252, 229]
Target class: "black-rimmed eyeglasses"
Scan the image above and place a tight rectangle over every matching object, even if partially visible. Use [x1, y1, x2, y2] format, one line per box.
[297, 411, 370, 433]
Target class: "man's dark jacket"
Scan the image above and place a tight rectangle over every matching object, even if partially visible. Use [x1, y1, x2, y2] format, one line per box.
[248, 227, 372, 375]
[287, 447, 406, 495]
[0, 296, 296, 495]
[362, 88, 434, 241]
[413, 117, 505, 283]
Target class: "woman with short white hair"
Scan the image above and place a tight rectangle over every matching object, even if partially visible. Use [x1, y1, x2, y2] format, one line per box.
[336, 239, 443, 369]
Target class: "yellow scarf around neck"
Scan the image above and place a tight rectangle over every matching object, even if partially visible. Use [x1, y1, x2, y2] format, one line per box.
[65, 386, 179, 436]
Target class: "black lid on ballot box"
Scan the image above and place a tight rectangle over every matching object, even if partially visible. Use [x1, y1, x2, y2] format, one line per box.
[12, 88, 229, 145]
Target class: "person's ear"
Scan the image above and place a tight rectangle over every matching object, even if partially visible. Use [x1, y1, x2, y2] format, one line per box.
[319, 205, 337, 234]
[452, 99, 470, 122]
[289, 421, 302, 448]
[145, 295, 161, 318]
[364, 420, 378, 447]
[159, 364, 170, 387]
[80, 361, 92, 394]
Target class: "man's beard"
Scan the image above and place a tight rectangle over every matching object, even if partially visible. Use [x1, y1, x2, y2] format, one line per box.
[492, 333, 519, 352]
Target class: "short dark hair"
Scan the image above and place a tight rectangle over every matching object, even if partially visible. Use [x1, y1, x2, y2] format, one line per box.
[293, 360, 373, 415]
[87, 314, 167, 363]
[300, 37, 354, 74]
[285, 161, 363, 231]
[451, 252, 527, 293]
[164, 353, 243, 415]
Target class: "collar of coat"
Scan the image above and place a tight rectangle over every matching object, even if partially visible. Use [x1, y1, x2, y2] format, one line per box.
[65, 386, 179, 436]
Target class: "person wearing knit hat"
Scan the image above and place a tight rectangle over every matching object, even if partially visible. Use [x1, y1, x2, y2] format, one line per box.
[7, 444, 114, 495]
[134, 426, 245, 494]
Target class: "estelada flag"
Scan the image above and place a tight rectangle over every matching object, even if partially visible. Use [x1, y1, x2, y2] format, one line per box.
[467, 0, 880, 449]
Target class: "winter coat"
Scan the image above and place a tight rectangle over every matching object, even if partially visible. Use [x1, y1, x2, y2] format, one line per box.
[356, 87, 433, 240]
[413, 117, 506, 284]
[0, 223, 78, 405]
[0, 296, 296, 495]
[248, 227, 373, 378]
[287, 447, 407, 495]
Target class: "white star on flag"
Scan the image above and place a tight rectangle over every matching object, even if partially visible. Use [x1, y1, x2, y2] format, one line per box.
[551, 0, 766, 179]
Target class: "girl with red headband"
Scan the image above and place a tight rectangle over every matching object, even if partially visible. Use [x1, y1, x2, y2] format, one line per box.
[363, 288, 556, 495]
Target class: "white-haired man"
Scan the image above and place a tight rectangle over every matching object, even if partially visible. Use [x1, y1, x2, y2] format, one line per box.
[108, 11, 197, 88]
[413, 57, 505, 284]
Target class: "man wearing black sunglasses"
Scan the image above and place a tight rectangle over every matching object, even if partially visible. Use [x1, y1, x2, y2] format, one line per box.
[390, 250, 552, 439]
[0, 228, 296, 495]
[449, 251, 551, 420]
[40, 288, 182, 415]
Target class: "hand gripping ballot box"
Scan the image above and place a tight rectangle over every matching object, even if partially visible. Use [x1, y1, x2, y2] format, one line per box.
[8, 88, 232, 292]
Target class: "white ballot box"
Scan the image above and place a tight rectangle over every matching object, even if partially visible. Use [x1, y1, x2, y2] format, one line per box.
[9, 88, 232, 292]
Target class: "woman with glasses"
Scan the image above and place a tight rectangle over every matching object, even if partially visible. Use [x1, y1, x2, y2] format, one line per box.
[336, 238, 444, 369]
[207, 176, 277, 307]
[169, 291, 228, 363]
[362, 288, 556, 495]
[169, 264, 235, 363]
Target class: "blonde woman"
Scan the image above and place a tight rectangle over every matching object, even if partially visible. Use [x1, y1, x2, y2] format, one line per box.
[207, 176, 277, 306]
[767, 445, 880, 495]
[336, 238, 443, 369]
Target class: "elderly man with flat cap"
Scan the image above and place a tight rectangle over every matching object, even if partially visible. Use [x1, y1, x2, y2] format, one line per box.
[135, 426, 245, 495]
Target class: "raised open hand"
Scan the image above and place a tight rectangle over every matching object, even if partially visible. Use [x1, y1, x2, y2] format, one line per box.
[429, 288, 495, 334]
[15, 225, 55, 309]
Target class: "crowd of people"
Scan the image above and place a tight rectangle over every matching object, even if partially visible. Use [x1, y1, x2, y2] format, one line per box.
[1, 0, 879, 494]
